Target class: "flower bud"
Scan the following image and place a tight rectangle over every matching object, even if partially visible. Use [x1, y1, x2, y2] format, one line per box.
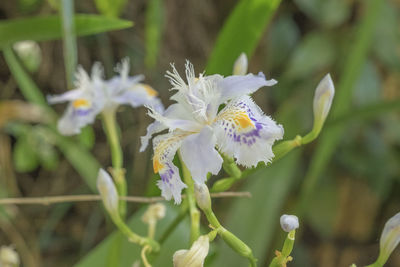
[0, 246, 20, 267]
[142, 203, 166, 224]
[233, 53, 248, 75]
[280, 214, 299, 233]
[97, 168, 119, 218]
[194, 183, 211, 212]
[313, 74, 335, 130]
[173, 235, 209, 267]
[13, 41, 41, 73]
[378, 212, 400, 264]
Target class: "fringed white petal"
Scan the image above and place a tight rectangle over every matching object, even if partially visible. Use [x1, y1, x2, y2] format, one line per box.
[140, 120, 167, 152]
[180, 126, 223, 184]
[112, 83, 164, 112]
[217, 73, 277, 103]
[140, 103, 198, 152]
[153, 131, 188, 204]
[213, 96, 283, 167]
[147, 105, 203, 133]
[47, 88, 84, 104]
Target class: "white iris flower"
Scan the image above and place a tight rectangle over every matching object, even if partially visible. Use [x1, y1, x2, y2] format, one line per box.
[47, 59, 163, 135]
[141, 61, 284, 204]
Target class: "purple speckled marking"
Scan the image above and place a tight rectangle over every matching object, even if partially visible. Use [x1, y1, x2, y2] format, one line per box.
[222, 101, 268, 147]
[74, 108, 92, 116]
[160, 163, 174, 185]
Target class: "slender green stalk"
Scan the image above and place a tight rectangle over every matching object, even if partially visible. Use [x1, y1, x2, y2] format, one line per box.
[3, 47, 47, 107]
[112, 215, 159, 252]
[179, 152, 200, 244]
[365, 261, 382, 267]
[102, 109, 127, 217]
[60, 0, 77, 89]
[194, 184, 257, 266]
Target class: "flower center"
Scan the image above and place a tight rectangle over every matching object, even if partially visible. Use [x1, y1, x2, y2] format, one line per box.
[153, 158, 164, 173]
[72, 98, 91, 109]
[235, 112, 254, 129]
[143, 85, 158, 97]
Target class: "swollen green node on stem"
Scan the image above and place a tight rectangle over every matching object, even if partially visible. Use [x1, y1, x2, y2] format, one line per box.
[218, 227, 257, 267]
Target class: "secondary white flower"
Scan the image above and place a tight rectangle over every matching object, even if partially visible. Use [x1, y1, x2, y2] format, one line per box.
[141, 61, 283, 204]
[379, 212, 400, 264]
[0, 246, 20, 267]
[47, 58, 163, 135]
[173, 235, 209, 267]
[280, 214, 299, 232]
[97, 168, 119, 218]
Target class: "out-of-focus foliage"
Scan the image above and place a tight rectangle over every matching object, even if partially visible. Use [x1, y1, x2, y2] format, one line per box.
[94, 0, 128, 18]
[206, 0, 281, 75]
[145, 0, 164, 68]
[0, 15, 132, 49]
[0, 0, 399, 266]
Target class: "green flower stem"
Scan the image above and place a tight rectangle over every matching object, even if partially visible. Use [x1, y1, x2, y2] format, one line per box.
[365, 261, 381, 267]
[112, 214, 160, 252]
[222, 154, 242, 178]
[212, 129, 321, 193]
[268, 230, 296, 267]
[272, 135, 303, 161]
[102, 109, 127, 218]
[60, 0, 77, 89]
[281, 230, 295, 257]
[198, 190, 257, 267]
[179, 152, 200, 245]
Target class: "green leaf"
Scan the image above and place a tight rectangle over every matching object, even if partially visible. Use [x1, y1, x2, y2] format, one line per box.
[372, 0, 400, 69]
[3, 47, 48, 107]
[265, 14, 300, 71]
[294, 0, 351, 28]
[13, 134, 39, 172]
[0, 14, 133, 49]
[284, 32, 336, 80]
[78, 126, 96, 150]
[60, 0, 77, 89]
[50, 129, 100, 191]
[210, 152, 301, 266]
[94, 0, 128, 18]
[145, 0, 164, 68]
[353, 60, 382, 106]
[305, 176, 339, 238]
[206, 0, 281, 75]
[75, 204, 190, 267]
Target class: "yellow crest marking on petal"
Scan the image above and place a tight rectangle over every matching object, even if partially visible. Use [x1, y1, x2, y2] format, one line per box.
[153, 158, 164, 173]
[143, 84, 158, 97]
[72, 99, 90, 108]
[152, 132, 190, 174]
[235, 112, 254, 129]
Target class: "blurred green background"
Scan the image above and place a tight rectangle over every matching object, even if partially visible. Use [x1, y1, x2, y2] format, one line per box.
[0, 0, 399, 266]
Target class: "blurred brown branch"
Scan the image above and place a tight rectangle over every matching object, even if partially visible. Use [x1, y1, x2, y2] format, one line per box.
[0, 191, 252, 205]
